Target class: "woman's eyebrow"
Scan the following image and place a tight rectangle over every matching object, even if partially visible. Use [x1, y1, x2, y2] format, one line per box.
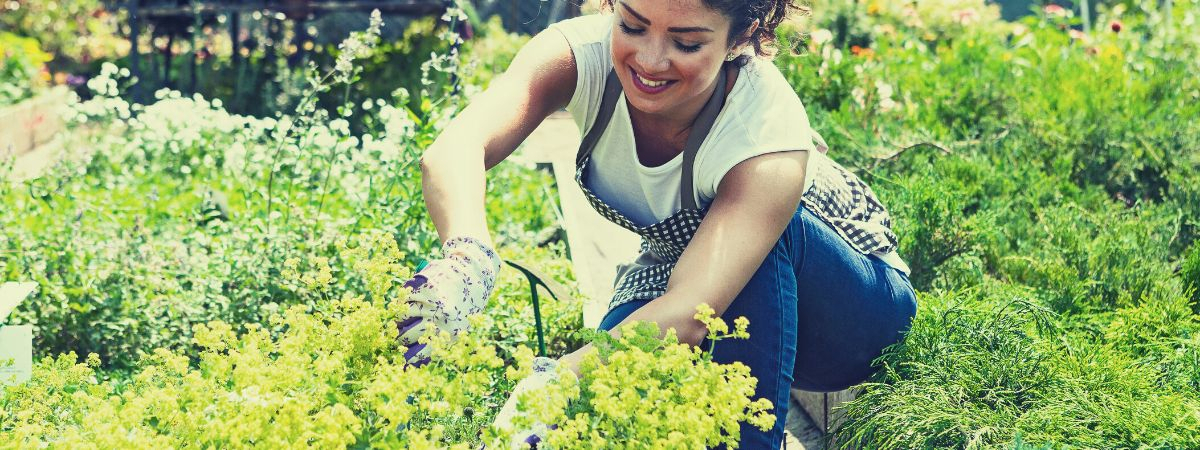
[619, 2, 715, 33]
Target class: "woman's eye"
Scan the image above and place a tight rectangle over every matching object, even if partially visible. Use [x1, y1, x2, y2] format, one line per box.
[618, 21, 702, 54]
[618, 22, 645, 35]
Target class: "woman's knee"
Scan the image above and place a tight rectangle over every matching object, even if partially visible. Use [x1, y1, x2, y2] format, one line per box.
[596, 299, 650, 331]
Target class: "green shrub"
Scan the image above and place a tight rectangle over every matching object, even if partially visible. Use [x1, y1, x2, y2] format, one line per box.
[995, 202, 1182, 314]
[0, 32, 51, 106]
[1106, 289, 1200, 395]
[1183, 242, 1200, 307]
[877, 155, 995, 291]
[835, 284, 1200, 449]
[0, 233, 506, 448]
[1006, 14, 1200, 204]
[835, 286, 1060, 449]
[1013, 343, 1200, 449]
[792, 1, 1200, 446]
[0, 0, 123, 72]
[1, 234, 772, 448]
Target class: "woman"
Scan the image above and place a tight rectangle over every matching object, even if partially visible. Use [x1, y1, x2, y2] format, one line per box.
[398, 0, 918, 447]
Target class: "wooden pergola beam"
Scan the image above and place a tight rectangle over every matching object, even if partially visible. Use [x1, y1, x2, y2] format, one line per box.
[132, 1, 444, 19]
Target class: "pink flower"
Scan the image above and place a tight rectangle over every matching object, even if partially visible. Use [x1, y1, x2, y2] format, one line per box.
[1068, 29, 1088, 40]
[1044, 4, 1069, 18]
[954, 9, 980, 25]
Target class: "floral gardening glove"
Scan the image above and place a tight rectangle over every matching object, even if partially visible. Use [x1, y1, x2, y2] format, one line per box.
[396, 236, 501, 365]
[490, 357, 571, 449]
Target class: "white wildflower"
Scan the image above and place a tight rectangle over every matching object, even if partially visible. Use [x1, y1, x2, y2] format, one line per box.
[334, 9, 385, 83]
[441, 6, 468, 23]
[330, 118, 350, 135]
[810, 29, 833, 46]
[851, 87, 867, 109]
[875, 80, 894, 100]
[879, 97, 898, 112]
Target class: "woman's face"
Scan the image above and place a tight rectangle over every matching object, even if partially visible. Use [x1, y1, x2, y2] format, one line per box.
[610, 0, 735, 118]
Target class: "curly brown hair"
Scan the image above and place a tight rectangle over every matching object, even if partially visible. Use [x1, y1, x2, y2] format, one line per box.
[599, 0, 803, 66]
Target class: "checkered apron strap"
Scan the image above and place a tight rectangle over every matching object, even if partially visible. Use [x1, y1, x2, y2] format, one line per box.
[577, 70, 624, 167]
[680, 67, 728, 210]
[575, 67, 729, 211]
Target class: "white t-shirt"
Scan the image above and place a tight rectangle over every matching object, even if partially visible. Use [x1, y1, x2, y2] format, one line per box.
[549, 14, 910, 273]
[550, 14, 822, 226]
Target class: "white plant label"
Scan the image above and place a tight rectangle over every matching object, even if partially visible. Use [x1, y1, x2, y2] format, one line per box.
[0, 282, 37, 386]
[0, 326, 32, 386]
[0, 282, 37, 322]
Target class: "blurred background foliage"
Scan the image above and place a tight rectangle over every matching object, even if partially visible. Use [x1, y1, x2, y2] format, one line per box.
[2, 0, 1200, 447]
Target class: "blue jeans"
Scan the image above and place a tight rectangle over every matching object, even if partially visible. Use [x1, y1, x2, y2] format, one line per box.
[598, 206, 918, 449]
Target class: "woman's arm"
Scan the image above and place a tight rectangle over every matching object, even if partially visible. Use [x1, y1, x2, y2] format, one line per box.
[560, 150, 810, 372]
[419, 28, 579, 246]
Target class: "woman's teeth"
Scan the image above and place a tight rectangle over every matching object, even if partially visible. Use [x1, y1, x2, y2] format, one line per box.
[637, 73, 669, 87]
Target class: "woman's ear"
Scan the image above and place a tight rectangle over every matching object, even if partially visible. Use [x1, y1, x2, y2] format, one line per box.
[731, 19, 761, 55]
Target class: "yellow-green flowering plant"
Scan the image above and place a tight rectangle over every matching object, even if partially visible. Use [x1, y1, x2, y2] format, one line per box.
[484, 304, 776, 449]
[0, 232, 507, 449]
[2, 232, 776, 449]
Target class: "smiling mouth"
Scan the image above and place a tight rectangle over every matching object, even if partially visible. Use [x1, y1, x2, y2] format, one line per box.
[629, 67, 676, 92]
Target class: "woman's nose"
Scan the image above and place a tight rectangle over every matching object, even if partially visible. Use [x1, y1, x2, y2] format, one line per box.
[634, 44, 670, 74]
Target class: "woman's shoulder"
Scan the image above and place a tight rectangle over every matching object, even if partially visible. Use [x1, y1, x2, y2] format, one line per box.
[548, 14, 613, 50]
[695, 60, 820, 204]
[550, 14, 615, 134]
[732, 60, 808, 117]
[719, 60, 815, 148]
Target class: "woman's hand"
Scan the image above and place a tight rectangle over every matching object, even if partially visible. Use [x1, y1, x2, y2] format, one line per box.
[396, 236, 501, 365]
[491, 357, 574, 448]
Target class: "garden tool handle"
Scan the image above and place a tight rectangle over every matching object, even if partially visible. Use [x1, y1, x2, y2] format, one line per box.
[413, 258, 571, 357]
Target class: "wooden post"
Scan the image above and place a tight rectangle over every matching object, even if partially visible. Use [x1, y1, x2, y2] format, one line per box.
[229, 10, 241, 101]
[1080, 0, 1090, 33]
[510, 0, 517, 29]
[190, 6, 200, 93]
[148, 26, 159, 89]
[129, 0, 142, 103]
[289, 18, 309, 69]
[1164, 0, 1174, 37]
[548, 0, 567, 25]
[230, 10, 241, 68]
[163, 33, 174, 89]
